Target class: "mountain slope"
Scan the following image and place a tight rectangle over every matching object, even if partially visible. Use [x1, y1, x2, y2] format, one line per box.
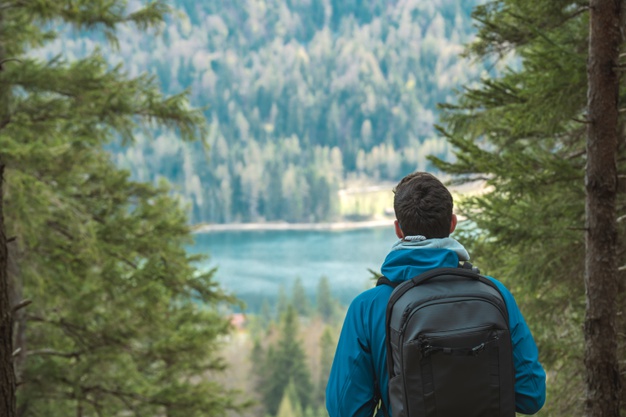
[47, 0, 484, 223]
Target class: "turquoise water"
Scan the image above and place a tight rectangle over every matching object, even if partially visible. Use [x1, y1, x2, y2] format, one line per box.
[189, 227, 398, 311]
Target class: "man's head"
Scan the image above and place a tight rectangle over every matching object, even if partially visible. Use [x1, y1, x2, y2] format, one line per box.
[393, 172, 457, 239]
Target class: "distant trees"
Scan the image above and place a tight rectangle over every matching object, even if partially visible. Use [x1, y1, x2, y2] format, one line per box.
[93, 0, 480, 224]
[316, 328, 336, 407]
[292, 278, 311, 316]
[316, 276, 338, 322]
[250, 276, 340, 417]
[257, 306, 314, 415]
[0, 1, 241, 416]
[434, 0, 625, 415]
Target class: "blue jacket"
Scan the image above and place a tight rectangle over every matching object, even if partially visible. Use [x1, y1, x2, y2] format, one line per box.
[326, 238, 546, 417]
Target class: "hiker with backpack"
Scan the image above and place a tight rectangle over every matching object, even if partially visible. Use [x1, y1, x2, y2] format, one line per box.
[326, 172, 546, 417]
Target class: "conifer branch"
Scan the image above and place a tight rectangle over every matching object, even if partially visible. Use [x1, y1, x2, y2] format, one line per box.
[0, 2, 24, 11]
[78, 384, 194, 408]
[107, 251, 138, 269]
[25, 315, 129, 349]
[0, 58, 22, 66]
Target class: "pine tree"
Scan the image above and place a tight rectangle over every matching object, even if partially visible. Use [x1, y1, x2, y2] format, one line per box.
[277, 285, 289, 319]
[315, 327, 335, 408]
[292, 277, 310, 317]
[432, 0, 625, 415]
[259, 305, 314, 415]
[0, 1, 241, 416]
[316, 276, 336, 322]
[276, 383, 302, 417]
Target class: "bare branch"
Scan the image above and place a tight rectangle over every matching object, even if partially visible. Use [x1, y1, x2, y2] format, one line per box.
[26, 349, 82, 359]
[12, 299, 31, 313]
[12, 348, 21, 357]
[566, 149, 586, 159]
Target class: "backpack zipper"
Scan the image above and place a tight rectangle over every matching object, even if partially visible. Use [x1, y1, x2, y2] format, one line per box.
[398, 296, 508, 337]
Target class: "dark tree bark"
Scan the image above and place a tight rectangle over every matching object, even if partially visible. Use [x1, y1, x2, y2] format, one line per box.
[7, 241, 25, 389]
[0, 164, 16, 417]
[585, 0, 623, 416]
[0, 4, 16, 414]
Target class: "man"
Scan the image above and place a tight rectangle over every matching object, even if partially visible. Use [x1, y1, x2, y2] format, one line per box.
[326, 172, 546, 417]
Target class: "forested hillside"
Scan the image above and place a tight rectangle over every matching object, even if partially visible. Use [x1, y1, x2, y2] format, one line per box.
[42, 0, 483, 223]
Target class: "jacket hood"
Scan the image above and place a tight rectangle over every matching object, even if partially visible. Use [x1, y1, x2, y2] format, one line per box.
[380, 237, 470, 283]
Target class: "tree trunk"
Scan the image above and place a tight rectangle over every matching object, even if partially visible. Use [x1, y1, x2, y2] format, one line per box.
[0, 164, 16, 417]
[585, 0, 623, 416]
[0, 3, 16, 414]
[7, 241, 25, 389]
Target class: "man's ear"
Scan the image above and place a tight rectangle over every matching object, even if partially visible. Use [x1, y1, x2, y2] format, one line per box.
[450, 214, 458, 234]
[394, 219, 404, 239]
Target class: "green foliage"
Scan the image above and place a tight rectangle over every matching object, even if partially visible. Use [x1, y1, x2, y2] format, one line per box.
[433, 0, 625, 415]
[277, 285, 289, 320]
[277, 382, 304, 417]
[315, 327, 335, 407]
[316, 276, 337, 322]
[256, 306, 314, 416]
[292, 277, 310, 317]
[1, 1, 241, 416]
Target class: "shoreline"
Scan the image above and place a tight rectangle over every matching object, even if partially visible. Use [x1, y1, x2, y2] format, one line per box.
[190, 180, 486, 234]
[192, 218, 394, 233]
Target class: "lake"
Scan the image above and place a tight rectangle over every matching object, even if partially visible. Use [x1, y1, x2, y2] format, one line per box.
[189, 226, 398, 311]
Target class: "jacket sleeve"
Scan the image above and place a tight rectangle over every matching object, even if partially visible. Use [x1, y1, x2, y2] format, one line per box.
[326, 294, 377, 417]
[489, 278, 547, 414]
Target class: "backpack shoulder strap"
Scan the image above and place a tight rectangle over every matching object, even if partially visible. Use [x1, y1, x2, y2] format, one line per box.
[458, 261, 480, 274]
[376, 276, 401, 288]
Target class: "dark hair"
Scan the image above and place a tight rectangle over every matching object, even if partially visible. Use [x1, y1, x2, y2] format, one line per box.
[393, 172, 453, 238]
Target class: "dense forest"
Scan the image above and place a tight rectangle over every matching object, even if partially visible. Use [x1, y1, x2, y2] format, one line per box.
[41, 0, 484, 223]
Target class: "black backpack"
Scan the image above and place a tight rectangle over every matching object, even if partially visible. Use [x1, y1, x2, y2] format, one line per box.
[376, 263, 515, 417]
